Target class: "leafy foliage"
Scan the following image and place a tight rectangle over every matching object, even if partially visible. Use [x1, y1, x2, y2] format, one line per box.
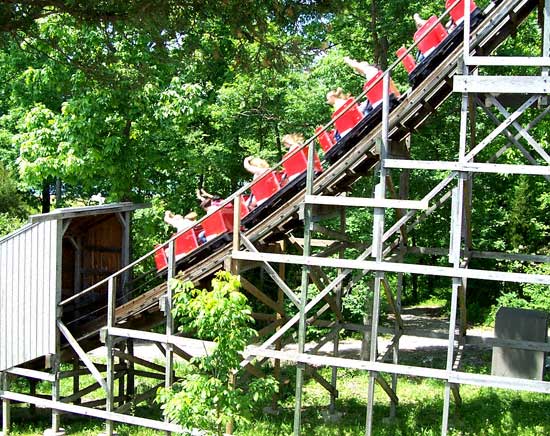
[156, 272, 278, 435]
[0, 0, 547, 323]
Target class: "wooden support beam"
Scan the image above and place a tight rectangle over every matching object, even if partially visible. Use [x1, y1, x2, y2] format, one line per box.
[308, 267, 343, 322]
[57, 321, 108, 392]
[132, 370, 166, 381]
[306, 367, 337, 397]
[62, 372, 125, 404]
[257, 318, 286, 337]
[240, 277, 285, 315]
[374, 373, 399, 405]
[172, 345, 193, 362]
[58, 364, 126, 379]
[289, 235, 344, 322]
[3, 391, 187, 433]
[381, 278, 404, 331]
[454, 75, 550, 93]
[252, 312, 280, 321]
[113, 350, 166, 374]
[232, 251, 550, 285]
[115, 382, 164, 414]
[240, 234, 301, 308]
[305, 195, 428, 210]
[243, 363, 265, 379]
[311, 223, 349, 241]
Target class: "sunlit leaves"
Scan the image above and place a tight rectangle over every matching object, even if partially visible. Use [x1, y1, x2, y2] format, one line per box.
[157, 272, 278, 435]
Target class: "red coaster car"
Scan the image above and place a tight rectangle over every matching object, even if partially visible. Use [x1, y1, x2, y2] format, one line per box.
[446, 0, 477, 24]
[202, 205, 234, 241]
[251, 171, 283, 205]
[363, 71, 401, 107]
[315, 126, 337, 152]
[282, 147, 322, 180]
[413, 15, 448, 57]
[332, 98, 364, 137]
[396, 46, 417, 73]
[174, 227, 201, 258]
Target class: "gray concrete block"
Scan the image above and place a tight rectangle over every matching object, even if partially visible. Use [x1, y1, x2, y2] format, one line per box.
[491, 307, 548, 380]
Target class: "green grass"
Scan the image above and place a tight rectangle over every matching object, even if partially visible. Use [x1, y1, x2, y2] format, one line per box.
[6, 364, 550, 436]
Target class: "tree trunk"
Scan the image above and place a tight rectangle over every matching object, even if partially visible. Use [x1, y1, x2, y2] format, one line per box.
[41, 179, 51, 213]
[370, 0, 389, 69]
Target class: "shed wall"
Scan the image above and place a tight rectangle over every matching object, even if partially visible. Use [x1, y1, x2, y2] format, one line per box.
[0, 220, 59, 371]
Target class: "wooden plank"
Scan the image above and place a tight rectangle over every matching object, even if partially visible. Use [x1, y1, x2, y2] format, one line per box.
[6, 368, 55, 382]
[311, 224, 349, 241]
[381, 279, 404, 331]
[113, 350, 166, 374]
[490, 97, 550, 164]
[62, 372, 125, 404]
[172, 345, 193, 362]
[257, 319, 286, 337]
[57, 321, 108, 392]
[132, 370, 166, 380]
[108, 327, 215, 351]
[374, 373, 399, 405]
[307, 368, 337, 396]
[465, 334, 550, 352]
[3, 391, 187, 433]
[384, 159, 550, 176]
[115, 382, 164, 414]
[305, 195, 428, 210]
[240, 277, 285, 315]
[464, 56, 550, 67]
[240, 235, 301, 308]
[454, 75, 550, 93]
[232, 251, 550, 285]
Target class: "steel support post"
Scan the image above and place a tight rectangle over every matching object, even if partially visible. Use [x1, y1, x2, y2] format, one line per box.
[164, 241, 175, 436]
[273, 241, 285, 411]
[226, 197, 242, 435]
[47, 347, 62, 435]
[44, 221, 65, 436]
[119, 211, 131, 303]
[292, 129, 317, 436]
[441, 184, 465, 435]
[365, 72, 391, 436]
[1, 372, 10, 436]
[462, 0, 472, 64]
[231, 196, 242, 275]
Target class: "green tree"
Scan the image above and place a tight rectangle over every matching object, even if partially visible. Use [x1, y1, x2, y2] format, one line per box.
[156, 272, 278, 435]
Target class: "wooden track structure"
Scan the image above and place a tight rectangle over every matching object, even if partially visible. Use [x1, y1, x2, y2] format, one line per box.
[2, 0, 550, 434]
[83, 0, 536, 333]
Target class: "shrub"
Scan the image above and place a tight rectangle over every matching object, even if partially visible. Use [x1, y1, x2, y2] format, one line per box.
[156, 272, 278, 435]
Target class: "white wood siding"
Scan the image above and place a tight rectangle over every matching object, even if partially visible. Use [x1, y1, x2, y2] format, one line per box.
[0, 220, 59, 371]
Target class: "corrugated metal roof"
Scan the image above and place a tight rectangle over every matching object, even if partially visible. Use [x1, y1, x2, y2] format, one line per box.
[29, 202, 149, 224]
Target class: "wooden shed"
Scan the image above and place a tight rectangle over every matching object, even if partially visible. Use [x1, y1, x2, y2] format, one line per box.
[0, 202, 147, 371]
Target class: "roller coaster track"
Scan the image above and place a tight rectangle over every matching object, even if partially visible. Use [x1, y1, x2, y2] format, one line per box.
[70, 0, 538, 350]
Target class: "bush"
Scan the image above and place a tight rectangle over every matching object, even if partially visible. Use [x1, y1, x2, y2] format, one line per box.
[156, 272, 278, 435]
[489, 264, 550, 324]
